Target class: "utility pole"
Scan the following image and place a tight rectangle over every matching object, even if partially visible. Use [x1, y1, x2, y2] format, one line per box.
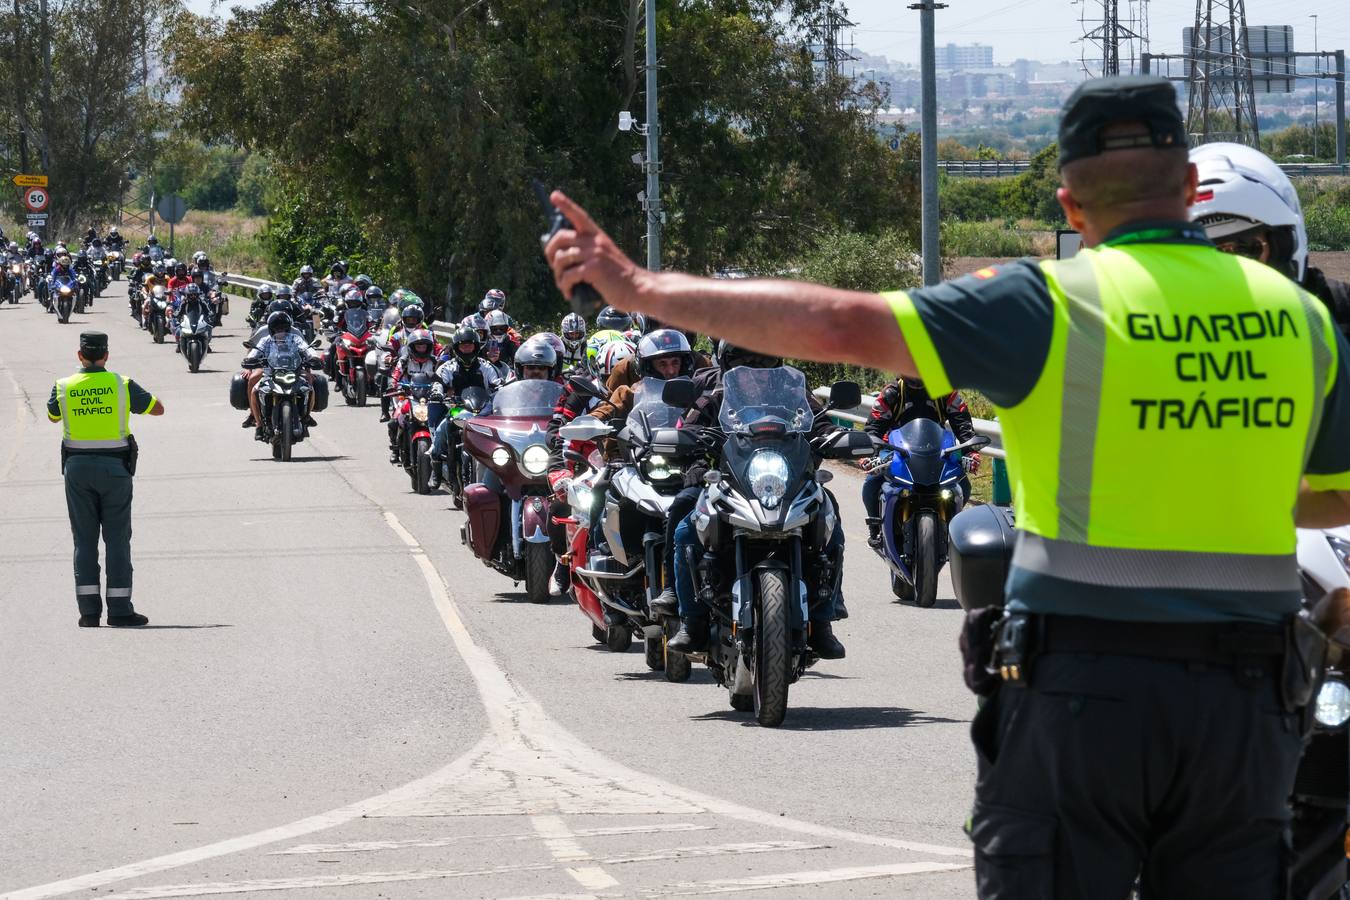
[12, 0, 29, 171]
[643, 0, 661, 271]
[911, 1, 946, 286]
[1311, 14, 1319, 158]
[38, 0, 52, 172]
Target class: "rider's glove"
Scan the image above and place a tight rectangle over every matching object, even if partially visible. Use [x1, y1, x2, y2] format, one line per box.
[962, 452, 982, 473]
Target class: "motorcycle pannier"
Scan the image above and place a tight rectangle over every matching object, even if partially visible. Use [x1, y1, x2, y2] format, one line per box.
[311, 374, 329, 412]
[948, 504, 1017, 611]
[462, 483, 502, 560]
[229, 373, 250, 411]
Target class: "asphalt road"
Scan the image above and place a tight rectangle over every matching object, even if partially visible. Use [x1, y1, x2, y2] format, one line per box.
[0, 282, 979, 900]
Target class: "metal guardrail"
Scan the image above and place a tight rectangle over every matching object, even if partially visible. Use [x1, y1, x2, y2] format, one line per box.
[812, 387, 1005, 460]
[218, 272, 272, 298]
[938, 159, 1350, 179]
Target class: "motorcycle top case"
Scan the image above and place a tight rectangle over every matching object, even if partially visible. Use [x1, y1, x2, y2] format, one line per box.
[229, 373, 250, 411]
[948, 504, 1016, 611]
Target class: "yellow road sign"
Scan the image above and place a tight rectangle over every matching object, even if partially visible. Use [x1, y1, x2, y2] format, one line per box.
[12, 174, 48, 187]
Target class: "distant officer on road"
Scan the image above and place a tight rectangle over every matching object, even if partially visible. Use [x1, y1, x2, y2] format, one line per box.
[48, 332, 164, 627]
[545, 76, 1350, 897]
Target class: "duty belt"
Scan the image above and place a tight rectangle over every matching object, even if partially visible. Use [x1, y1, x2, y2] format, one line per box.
[1037, 614, 1286, 666]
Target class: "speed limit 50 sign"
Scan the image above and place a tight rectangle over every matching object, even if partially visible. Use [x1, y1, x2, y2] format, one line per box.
[23, 186, 49, 212]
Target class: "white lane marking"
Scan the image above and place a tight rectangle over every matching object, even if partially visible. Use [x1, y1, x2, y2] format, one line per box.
[272, 822, 713, 855]
[646, 861, 970, 895]
[532, 814, 621, 890]
[4, 498, 970, 900]
[600, 840, 825, 866]
[99, 863, 557, 899]
[0, 354, 35, 484]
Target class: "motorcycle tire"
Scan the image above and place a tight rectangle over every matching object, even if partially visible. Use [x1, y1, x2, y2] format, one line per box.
[645, 636, 665, 671]
[187, 340, 202, 373]
[914, 511, 938, 609]
[524, 542, 553, 604]
[354, 369, 367, 408]
[752, 567, 792, 727]
[605, 623, 632, 653]
[413, 437, 432, 494]
[152, 319, 164, 344]
[663, 618, 692, 683]
[276, 401, 294, 462]
[58, 298, 72, 323]
[592, 623, 606, 644]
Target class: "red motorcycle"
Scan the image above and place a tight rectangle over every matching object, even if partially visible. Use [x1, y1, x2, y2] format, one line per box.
[333, 307, 375, 406]
[554, 443, 616, 645]
[388, 373, 440, 494]
[460, 379, 564, 603]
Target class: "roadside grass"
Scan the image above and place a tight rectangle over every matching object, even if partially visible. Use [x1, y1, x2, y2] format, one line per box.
[159, 210, 275, 278]
[940, 219, 1055, 258]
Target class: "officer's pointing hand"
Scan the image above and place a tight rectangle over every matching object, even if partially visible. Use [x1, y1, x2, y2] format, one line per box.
[544, 191, 648, 311]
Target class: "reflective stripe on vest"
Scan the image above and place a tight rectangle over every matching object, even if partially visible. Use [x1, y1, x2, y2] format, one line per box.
[56, 370, 130, 449]
[998, 243, 1337, 592]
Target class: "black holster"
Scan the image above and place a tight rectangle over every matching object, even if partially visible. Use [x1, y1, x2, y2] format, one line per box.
[1284, 610, 1328, 721]
[960, 606, 1007, 696]
[124, 434, 139, 476]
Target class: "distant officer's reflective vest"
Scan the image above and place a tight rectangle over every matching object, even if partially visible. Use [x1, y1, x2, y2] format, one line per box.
[55, 370, 131, 450]
[1001, 241, 1335, 594]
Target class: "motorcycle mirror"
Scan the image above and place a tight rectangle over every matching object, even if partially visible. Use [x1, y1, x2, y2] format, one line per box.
[567, 374, 606, 400]
[660, 377, 698, 410]
[815, 469, 834, 484]
[825, 380, 862, 412]
[702, 469, 722, 486]
[310, 338, 322, 349]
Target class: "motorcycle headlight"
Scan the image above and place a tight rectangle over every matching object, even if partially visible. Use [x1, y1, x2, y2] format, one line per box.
[1315, 678, 1350, 728]
[10, 265, 19, 274]
[522, 444, 549, 476]
[644, 453, 683, 482]
[748, 450, 790, 510]
[78, 275, 86, 283]
[275, 372, 296, 386]
[491, 447, 512, 468]
[413, 402, 429, 422]
[571, 484, 594, 511]
[1326, 536, 1350, 576]
[59, 286, 71, 294]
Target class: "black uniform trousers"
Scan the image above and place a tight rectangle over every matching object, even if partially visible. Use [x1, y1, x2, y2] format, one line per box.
[970, 652, 1303, 900]
[64, 454, 135, 617]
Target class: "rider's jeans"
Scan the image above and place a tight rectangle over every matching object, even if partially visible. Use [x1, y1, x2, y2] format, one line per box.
[431, 418, 453, 459]
[673, 505, 846, 625]
[862, 470, 884, 519]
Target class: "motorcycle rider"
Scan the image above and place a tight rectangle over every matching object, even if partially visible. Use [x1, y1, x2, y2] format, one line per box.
[665, 342, 848, 658]
[243, 311, 323, 440]
[514, 337, 560, 382]
[386, 328, 441, 464]
[545, 337, 637, 594]
[145, 234, 164, 263]
[48, 252, 78, 293]
[323, 260, 348, 295]
[83, 227, 98, 246]
[560, 312, 588, 371]
[485, 310, 521, 364]
[105, 227, 125, 252]
[1188, 142, 1350, 334]
[595, 305, 630, 334]
[481, 339, 511, 383]
[292, 264, 322, 298]
[478, 287, 506, 317]
[378, 303, 428, 422]
[427, 327, 505, 488]
[172, 283, 212, 352]
[861, 376, 979, 548]
[167, 261, 191, 292]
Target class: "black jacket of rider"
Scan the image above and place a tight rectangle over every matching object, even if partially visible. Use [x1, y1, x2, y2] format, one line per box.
[864, 380, 976, 443]
[1304, 266, 1350, 338]
[434, 356, 500, 399]
[680, 366, 837, 489]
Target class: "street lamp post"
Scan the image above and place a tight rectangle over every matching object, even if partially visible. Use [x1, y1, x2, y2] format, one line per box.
[1311, 14, 1319, 159]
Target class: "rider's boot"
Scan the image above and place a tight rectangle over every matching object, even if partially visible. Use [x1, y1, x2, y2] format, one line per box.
[241, 413, 256, 428]
[866, 517, 883, 550]
[649, 586, 678, 618]
[549, 559, 570, 597]
[666, 618, 709, 654]
[427, 458, 442, 491]
[807, 621, 846, 660]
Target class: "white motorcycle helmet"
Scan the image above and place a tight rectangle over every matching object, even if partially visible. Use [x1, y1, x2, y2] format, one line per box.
[1189, 142, 1308, 281]
[560, 312, 587, 354]
[595, 338, 636, 376]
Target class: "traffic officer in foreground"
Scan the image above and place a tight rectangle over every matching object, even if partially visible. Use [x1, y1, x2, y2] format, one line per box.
[546, 75, 1350, 897]
[48, 332, 164, 627]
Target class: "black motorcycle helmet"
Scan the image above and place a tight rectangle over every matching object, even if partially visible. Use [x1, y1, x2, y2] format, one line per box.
[353, 274, 373, 291]
[267, 310, 293, 335]
[716, 340, 781, 371]
[183, 284, 202, 299]
[343, 289, 365, 311]
[276, 285, 293, 300]
[407, 328, 435, 361]
[364, 286, 384, 305]
[596, 306, 631, 332]
[330, 260, 348, 278]
[451, 326, 481, 367]
[401, 304, 425, 330]
[174, 262, 188, 278]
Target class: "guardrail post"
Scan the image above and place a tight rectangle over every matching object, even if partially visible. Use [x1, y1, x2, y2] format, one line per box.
[991, 456, 1011, 505]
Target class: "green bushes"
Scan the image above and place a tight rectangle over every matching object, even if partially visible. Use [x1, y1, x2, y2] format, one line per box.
[941, 221, 1040, 257]
[938, 143, 1066, 226]
[1298, 178, 1350, 251]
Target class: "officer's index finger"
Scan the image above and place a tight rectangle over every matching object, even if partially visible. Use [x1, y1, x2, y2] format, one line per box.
[551, 191, 599, 235]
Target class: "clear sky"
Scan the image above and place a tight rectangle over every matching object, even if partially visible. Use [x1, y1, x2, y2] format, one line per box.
[843, 0, 1349, 67]
[182, 0, 1350, 69]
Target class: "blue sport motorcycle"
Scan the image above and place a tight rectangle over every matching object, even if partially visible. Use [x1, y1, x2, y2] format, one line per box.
[871, 418, 988, 607]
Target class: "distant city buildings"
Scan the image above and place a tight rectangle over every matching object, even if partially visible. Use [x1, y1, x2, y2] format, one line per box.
[936, 43, 995, 72]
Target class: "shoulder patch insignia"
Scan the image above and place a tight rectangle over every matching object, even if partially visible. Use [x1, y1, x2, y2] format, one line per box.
[972, 267, 999, 280]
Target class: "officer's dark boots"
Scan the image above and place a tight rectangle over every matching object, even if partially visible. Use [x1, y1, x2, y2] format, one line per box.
[79, 615, 100, 627]
[107, 613, 149, 627]
[667, 619, 709, 653]
[808, 621, 846, 659]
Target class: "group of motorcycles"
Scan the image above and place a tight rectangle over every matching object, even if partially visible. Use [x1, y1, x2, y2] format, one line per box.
[129, 265, 230, 373]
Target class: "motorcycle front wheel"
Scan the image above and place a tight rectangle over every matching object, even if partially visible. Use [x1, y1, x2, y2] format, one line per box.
[663, 618, 692, 683]
[187, 340, 202, 373]
[914, 510, 938, 608]
[276, 401, 294, 462]
[524, 542, 553, 604]
[412, 436, 432, 494]
[752, 568, 792, 727]
[354, 368, 367, 408]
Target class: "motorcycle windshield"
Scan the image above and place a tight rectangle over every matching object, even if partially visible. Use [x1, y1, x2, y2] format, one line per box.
[492, 380, 563, 417]
[718, 366, 813, 433]
[629, 378, 683, 430]
[343, 309, 370, 334]
[267, 346, 302, 371]
[182, 301, 207, 326]
[461, 386, 490, 413]
[891, 418, 951, 485]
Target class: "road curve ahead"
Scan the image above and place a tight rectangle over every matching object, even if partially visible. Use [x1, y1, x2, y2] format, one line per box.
[0, 282, 979, 900]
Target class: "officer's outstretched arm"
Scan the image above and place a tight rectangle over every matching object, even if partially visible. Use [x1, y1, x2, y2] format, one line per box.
[1296, 486, 1350, 529]
[145, 399, 165, 416]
